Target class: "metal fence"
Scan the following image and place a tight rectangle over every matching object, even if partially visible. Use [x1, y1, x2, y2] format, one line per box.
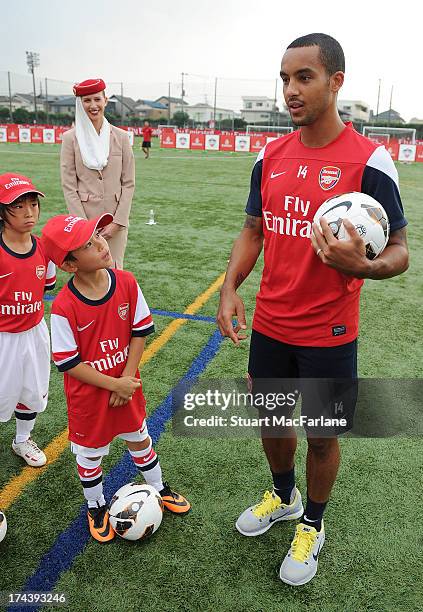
[0, 70, 284, 128]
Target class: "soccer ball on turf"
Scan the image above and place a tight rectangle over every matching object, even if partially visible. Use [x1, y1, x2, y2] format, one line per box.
[109, 483, 163, 541]
[313, 192, 390, 259]
[0, 510, 7, 543]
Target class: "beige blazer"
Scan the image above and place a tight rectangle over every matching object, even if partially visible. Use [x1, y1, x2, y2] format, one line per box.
[60, 125, 135, 228]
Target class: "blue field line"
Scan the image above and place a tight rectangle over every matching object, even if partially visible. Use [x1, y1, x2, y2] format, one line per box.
[44, 296, 216, 324]
[11, 329, 224, 612]
[150, 308, 216, 323]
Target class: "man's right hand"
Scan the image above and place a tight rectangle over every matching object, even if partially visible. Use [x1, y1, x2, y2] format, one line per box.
[113, 376, 141, 400]
[217, 286, 247, 345]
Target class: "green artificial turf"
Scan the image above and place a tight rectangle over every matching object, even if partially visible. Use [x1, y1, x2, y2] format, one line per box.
[0, 143, 422, 612]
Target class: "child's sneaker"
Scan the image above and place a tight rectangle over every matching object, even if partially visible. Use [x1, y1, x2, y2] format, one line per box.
[12, 438, 47, 467]
[159, 482, 191, 515]
[87, 504, 115, 543]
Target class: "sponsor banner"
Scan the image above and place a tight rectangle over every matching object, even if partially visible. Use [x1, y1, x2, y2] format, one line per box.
[386, 142, 399, 161]
[205, 134, 220, 150]
[160, 128, 176, 148]
[19, 127, 31, 143]
[43, 128, 56, 144]
[176, 132, 190, 149]
[220, 134, 235, 151]
[235, 135, 250, 152]
[398, 143, 416, 162]
[250, 135, 266, 152]
[416, 144, 423, 162]
[30, 127, 43, 143]
[55, 127, 68, 144]
[190, 133, 205, 150]
[0, 126, 7, 142]
[7, 125, 19, 142]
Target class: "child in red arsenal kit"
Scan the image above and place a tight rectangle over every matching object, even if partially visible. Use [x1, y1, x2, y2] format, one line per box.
[42, 214, 190, 543]
[0, 173, 56, 470]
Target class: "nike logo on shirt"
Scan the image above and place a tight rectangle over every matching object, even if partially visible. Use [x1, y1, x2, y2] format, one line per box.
[0, 272, 13, 279]
[270, 171, 287, 179]
[77, 321, 95, 332]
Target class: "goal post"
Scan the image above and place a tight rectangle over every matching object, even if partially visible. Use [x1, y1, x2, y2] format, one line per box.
[158, 124, 177, 132]
[246, 125, 293, 136]
[363, 126, 416, 145]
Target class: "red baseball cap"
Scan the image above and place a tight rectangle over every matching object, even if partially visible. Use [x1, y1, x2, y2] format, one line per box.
[73, 78, 106, 96]
[0, 173, 45, 205]
[41, 213, 113, 266]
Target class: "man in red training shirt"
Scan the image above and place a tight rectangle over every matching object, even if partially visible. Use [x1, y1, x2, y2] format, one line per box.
[217, 33, 408, 585]
[141, 120, 153, 159]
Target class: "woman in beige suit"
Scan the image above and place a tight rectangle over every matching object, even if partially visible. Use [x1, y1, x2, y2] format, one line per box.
[60, 78, 134, 269]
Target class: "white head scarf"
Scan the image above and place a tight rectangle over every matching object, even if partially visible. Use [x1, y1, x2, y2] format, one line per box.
[75, 96, 111, 171]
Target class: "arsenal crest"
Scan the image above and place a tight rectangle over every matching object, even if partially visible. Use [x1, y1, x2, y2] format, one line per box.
[319, 166, 341, 191]
[118, 303, 129, 320]
[36, 265, 45, 279]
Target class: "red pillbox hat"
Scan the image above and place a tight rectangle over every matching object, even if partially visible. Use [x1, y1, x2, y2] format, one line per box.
[73, 78, 106, 96]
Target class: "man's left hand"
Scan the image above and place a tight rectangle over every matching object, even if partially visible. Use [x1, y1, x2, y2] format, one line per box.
[311, 217, 370, 278]
[100, 222, 121, 240]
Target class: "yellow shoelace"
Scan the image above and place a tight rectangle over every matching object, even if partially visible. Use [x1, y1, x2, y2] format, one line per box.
[291, 525, 317, 562]
[252, 490, 281, 518]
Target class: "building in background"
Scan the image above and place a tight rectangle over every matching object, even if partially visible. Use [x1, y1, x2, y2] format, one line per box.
[133, 99, 168, 120]
[0, 93, 34, 112]
[47, 96, 76, 115]
[155, 96, 188, 117]
[184, 102, 236, 125]
[338, 100, 370, 122]
[241, 96, 289, 125]
[369, 109, 405, 124]
[108, 95, 137, 119]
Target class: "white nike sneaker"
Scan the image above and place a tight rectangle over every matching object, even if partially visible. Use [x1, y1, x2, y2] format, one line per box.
[12, 438, 47, 467]
[279, 521, 325, 586]
[236, 488, 303, 537]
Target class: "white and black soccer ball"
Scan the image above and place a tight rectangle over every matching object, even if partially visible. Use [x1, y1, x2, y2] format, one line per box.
[109, 483, 163, 541]
[0, 510, 7, 543]
[313, 192, 390, 259]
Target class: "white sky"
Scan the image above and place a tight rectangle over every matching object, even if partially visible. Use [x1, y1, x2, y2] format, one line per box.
[1, 0, 422, 121]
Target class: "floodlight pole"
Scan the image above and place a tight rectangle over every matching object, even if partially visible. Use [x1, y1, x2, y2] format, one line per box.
[26, 51, 40, 122]
[45, 78, 49, 124]
[168, 81, 171, 125]
[120, 82, 124, 125]
[7, 71, 13, 122]
[181, 72, 187, 121]
[388, 85, 393, 126]
[213, 77, 217, 124]
[273, 78, 278, 126]
[31, 70, 37, 120]
[376, 78, 381, 123]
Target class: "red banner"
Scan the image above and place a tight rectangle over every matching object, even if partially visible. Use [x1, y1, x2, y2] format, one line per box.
[55, 127, 68, 144]
[190, 133, 205, 150]
[160, 128, 176, 148]
[7, 125, 19, 142]
[416, 144, 423, 162]
[31, 127, 43, 143]
[250, 135, 266, 152]
[386, 142, 399, 161]
[220, 134, 235, 151]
